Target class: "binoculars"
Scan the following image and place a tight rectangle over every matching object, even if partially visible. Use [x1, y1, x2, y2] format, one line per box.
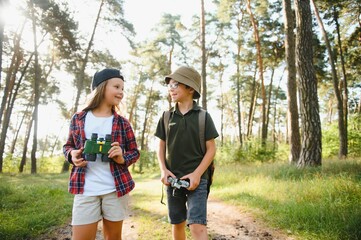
[83, 133, 112, 162]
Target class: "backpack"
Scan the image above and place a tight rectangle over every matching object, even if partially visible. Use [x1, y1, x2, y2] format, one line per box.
[163, 109, 214, 194]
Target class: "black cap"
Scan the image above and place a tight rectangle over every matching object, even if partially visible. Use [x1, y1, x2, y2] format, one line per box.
[91, 68, 124, 90]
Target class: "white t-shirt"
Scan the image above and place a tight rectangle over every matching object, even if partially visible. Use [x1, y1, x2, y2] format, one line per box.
[83, 111, 115, 196]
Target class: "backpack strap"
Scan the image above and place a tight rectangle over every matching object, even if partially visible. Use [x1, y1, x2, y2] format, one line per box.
[163, 110, 171, 140]
[198, 109, 206, 155]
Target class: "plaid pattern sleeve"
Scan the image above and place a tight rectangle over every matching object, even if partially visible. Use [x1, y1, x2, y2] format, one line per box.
[111, 113, 140, 197]
[63, 112, 86, 163]
[62, 111, 87, 195]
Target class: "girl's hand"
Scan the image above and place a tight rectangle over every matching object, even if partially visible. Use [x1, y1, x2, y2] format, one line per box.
[108, 142, 125, 164]
[71, 148, 87, 167]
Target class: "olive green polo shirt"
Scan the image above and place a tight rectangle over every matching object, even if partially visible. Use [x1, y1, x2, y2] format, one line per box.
[155, 102, 219, 179]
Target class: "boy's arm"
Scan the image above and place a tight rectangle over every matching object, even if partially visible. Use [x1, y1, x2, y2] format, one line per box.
[157, 139, 174, 185]
[183, 138, 216, 190]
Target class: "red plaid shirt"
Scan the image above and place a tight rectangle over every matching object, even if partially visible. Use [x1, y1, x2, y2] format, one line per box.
[63, 110, 140, 197]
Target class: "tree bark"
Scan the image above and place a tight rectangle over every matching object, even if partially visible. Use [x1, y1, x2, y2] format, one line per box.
[201, 0, 207, 110]
[19, 109, 34, 173]
[246, 0, 267, 145]
[236, 18, 243, 146]
[0, 27, 25, 172]
[247, 65, 258, 138]
[30, 0, 40, 174]
[283, 0, 301, 164]
[311, 0, 346, 158]
[295, 0, 322, 167]
[333, 5, 348, 157]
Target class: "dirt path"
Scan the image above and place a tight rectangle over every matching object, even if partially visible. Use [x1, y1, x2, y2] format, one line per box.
[36, 197, 294, 240]
[207, 198, 294, 240]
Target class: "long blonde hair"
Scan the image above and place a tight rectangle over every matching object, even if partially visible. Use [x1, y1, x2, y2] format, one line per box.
[82, 81, 121, 113]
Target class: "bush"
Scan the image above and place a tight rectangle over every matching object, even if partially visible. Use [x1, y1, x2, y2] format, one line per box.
[323, 115, 361, 158]
[216, 139, 287, 164]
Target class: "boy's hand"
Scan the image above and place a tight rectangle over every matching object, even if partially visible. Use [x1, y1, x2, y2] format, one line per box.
[108, 142, 125, 164]
[160, 170, 175, 186]
[71, 148, 87, 167]
[181, 173, 200, 191]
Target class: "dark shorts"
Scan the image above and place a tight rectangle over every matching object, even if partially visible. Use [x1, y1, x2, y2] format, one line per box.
[167, 178, 208, 225]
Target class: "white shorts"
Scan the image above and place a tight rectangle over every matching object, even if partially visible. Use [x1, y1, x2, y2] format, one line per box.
[72, 192, 129, 225]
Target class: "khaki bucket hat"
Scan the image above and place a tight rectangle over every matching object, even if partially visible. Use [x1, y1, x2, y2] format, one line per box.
[165, 66, 201, 99]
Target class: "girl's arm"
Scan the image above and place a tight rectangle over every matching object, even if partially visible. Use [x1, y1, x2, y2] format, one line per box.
[120, 120, 140, 167]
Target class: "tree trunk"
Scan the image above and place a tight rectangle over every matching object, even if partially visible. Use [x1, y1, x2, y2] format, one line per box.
[247, 65, 258, 138]
[0, 30, 25, 172]
[30, 0, 40, 174]
[219, 68, 225, 147]
[10, 106, 31, 154]
[311, 0, 346, 159]
[128, 73, 144, 124]
[283, 0, 301, 164]
[200, 0, 207, 110]
[295, 0, 322, 167]
[236, 18, 243, 146]
[246, 0, 267, 145]
[0, 0, 4, 89]
[333, 5, 348, 157]
[19, 109, 34, 173]
[265, 68, 275, 140]
[139, 78, 156, 173]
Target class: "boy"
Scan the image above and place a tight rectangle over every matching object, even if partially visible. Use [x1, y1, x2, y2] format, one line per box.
[155, 66, 219, 240]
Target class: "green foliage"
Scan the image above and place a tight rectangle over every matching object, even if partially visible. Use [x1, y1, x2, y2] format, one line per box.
[348, 115, 361, 156]
[322, 122, 341, 158]
[2, 155, 66, 174]
[211, 159, 361, 240]
[132, 150, 159, 173]
[322, 115, 361, 158]
[0, 173, 72, 240]
[216, 139, 288, 164]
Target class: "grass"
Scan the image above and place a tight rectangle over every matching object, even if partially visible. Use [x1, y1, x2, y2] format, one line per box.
[211, 158, 361, 240]
[1, 158, 361, 239]
[0, 173, 73, 240]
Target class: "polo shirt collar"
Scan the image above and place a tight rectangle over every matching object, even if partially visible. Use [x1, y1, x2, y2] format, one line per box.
[172, 101, 201, 115]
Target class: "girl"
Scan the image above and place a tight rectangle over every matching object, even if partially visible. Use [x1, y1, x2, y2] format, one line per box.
[63, 68, 140, 240]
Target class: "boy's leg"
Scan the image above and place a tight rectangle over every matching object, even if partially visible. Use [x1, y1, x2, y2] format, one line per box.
[189, 224, 208, 240]
[167, 186, 188, 240]
[187, 179, 209, 240]
[172, 221, 187, 240]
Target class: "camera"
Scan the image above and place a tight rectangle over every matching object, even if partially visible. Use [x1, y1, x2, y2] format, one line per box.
[167, 177, 190, 189]
[83, 133, 112, 162]
[167, 177, 189, 198]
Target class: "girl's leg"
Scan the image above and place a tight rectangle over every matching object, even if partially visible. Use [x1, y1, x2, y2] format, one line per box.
[72, 222, 98, 240]
[102, 218, 123, 240]
[172, 221, 187, 240]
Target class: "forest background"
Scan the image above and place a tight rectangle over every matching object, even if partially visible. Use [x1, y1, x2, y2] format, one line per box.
[0, 0, 361, 239]
[0, 0, 360, 173]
